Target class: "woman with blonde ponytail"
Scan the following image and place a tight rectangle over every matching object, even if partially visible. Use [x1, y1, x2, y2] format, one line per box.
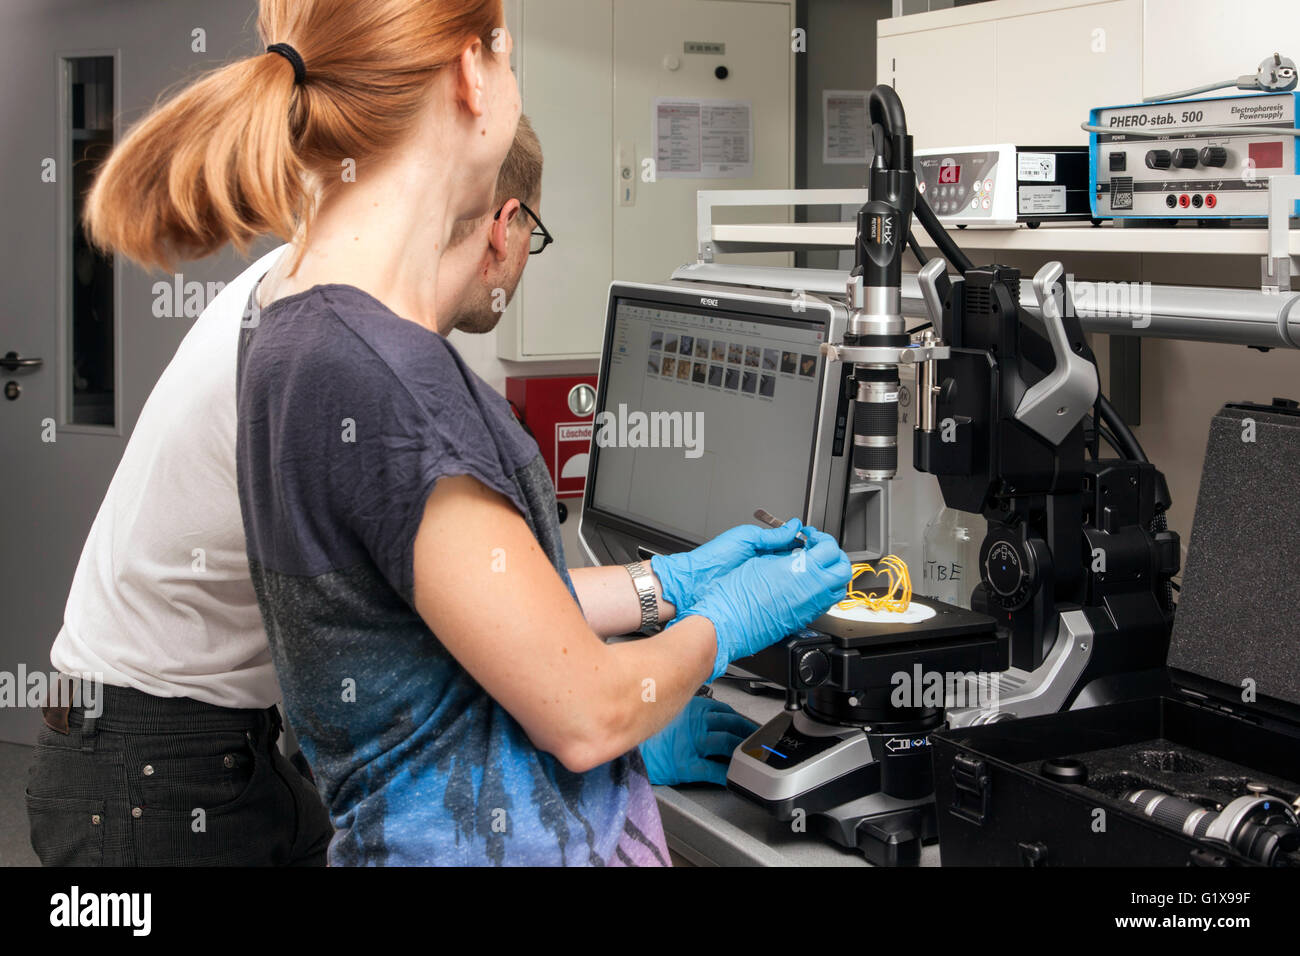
[37, 0, 847, 868]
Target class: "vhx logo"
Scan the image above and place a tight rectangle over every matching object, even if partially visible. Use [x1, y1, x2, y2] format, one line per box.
[873, 214, 895, 247]
[700, 297, 720, 308]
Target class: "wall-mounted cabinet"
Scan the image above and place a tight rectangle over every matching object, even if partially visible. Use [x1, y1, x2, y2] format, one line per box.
[879, 0, 1141, 149]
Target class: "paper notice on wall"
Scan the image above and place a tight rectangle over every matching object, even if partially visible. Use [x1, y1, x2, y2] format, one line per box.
[654, 98, 753, 179]
[823, 90, 870, 165]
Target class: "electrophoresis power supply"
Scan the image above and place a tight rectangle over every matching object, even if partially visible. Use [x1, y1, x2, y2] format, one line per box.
[1089, 92, 1300, 220]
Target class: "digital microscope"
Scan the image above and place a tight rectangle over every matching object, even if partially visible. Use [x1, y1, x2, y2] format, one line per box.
[725, 85, 1182, 865]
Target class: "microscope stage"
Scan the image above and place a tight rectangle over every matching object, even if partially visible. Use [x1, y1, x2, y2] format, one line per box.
[811, 598, 997, 650]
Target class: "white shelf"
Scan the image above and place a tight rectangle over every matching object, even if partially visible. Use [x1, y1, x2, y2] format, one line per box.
[710, 220, 1300, 256]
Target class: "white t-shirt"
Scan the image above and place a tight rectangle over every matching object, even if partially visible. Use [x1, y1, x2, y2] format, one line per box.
[51, 246, 288, 709]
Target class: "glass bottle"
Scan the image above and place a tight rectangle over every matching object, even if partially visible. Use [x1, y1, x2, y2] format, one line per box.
[921, 507, 986, 608]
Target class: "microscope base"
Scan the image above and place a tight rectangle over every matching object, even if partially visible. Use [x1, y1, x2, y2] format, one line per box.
[815, 795, 936, 867]
[727, 709, 938, 866]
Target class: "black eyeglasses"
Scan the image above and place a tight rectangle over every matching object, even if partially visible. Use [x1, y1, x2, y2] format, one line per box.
[496, 200, 553, 255]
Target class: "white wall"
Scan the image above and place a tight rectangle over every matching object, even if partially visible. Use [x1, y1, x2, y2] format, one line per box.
[800, 0, 895, 268]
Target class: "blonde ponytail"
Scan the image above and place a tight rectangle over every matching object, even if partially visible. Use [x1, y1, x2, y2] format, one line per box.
[84, 0, 504, 270]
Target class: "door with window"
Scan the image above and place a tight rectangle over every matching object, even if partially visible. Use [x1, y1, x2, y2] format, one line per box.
[0, 0, 259, 743]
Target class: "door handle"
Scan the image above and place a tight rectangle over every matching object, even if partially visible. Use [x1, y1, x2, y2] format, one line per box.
[1, 352, 43, 371]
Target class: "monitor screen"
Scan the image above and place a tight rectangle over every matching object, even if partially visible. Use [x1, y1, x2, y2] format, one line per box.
[590, 294, 829, 546]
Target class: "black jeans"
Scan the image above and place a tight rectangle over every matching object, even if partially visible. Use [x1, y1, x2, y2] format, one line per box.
[26, 684, 333, 866]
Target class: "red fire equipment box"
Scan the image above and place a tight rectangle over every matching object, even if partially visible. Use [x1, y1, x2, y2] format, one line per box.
[505, 374, 598, 499]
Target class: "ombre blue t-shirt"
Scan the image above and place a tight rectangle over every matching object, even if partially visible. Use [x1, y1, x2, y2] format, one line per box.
[235, 284, 668, 866]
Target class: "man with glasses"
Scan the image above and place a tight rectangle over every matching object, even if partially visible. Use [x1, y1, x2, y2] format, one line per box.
[439, 115, 551, 335]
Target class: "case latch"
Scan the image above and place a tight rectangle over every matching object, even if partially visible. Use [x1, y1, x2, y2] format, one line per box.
[1019, 840, 1049, 866]
[950, 752, 991, 826]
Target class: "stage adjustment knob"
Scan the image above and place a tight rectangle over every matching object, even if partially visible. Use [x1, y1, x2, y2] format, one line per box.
[796, 648, 830, 687]
[1144, 149, 1172, 170]
[1199, 146, 1229, 167]
[983, 536, 1036, 611]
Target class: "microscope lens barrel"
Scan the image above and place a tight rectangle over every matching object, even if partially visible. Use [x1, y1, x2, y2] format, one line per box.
[1126, 789, 1215, 838]
[853, 370, 900, 480]
[1124, 788, 1299, 864]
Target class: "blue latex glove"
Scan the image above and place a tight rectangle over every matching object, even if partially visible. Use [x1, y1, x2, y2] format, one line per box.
[650, 519, 809, 615]
[640, 696, 759, 786]
[685, 528, 853, 681]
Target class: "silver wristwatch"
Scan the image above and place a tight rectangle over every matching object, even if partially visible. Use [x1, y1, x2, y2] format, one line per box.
[623, 561, 662, 635]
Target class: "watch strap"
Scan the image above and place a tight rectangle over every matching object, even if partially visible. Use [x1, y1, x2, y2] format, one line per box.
[623, 561, 662, 635]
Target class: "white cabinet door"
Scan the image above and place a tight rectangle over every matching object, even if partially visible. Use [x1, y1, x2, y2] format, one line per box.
[503, 0, 794, 361]
[503, 0, 615, 360]
[612, 0, 795, 289]
[1143, 0, 1300, 100]
[994, 0, 1140, 144]
[879, 21, 998, 149]
[880, 0, 1141, 148]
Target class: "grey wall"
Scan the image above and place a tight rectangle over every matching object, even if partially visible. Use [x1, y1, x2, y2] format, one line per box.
[798, 0, 892, 266]
[892, 0, 957, 14]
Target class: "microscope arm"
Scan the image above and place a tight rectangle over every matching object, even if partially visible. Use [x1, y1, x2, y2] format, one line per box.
[1014, 263, 1100, 447]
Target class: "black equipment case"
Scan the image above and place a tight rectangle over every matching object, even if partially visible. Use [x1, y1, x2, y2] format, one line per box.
[931, 399, 1300, 866]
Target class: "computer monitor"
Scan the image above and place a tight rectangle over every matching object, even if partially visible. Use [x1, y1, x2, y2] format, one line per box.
[580, 280, 885, 566]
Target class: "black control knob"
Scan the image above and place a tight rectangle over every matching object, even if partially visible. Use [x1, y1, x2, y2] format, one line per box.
[982, 535, 1036, 611]
[1144, 149, 1172, 170]
[796, 648, 830, 687]
[985, 541, 1025, 598]
[1200, 146, 1229, 167]
[1171, 148, 1199, 169]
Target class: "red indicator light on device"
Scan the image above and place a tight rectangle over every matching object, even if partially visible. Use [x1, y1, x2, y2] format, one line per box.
[938, 163, 961, 184]
[1248, 141, 1284, 170]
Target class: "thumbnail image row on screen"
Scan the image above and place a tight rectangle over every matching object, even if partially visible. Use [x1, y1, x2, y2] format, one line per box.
[648, 355, 779, 397]
[649, 329, 818, 377]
